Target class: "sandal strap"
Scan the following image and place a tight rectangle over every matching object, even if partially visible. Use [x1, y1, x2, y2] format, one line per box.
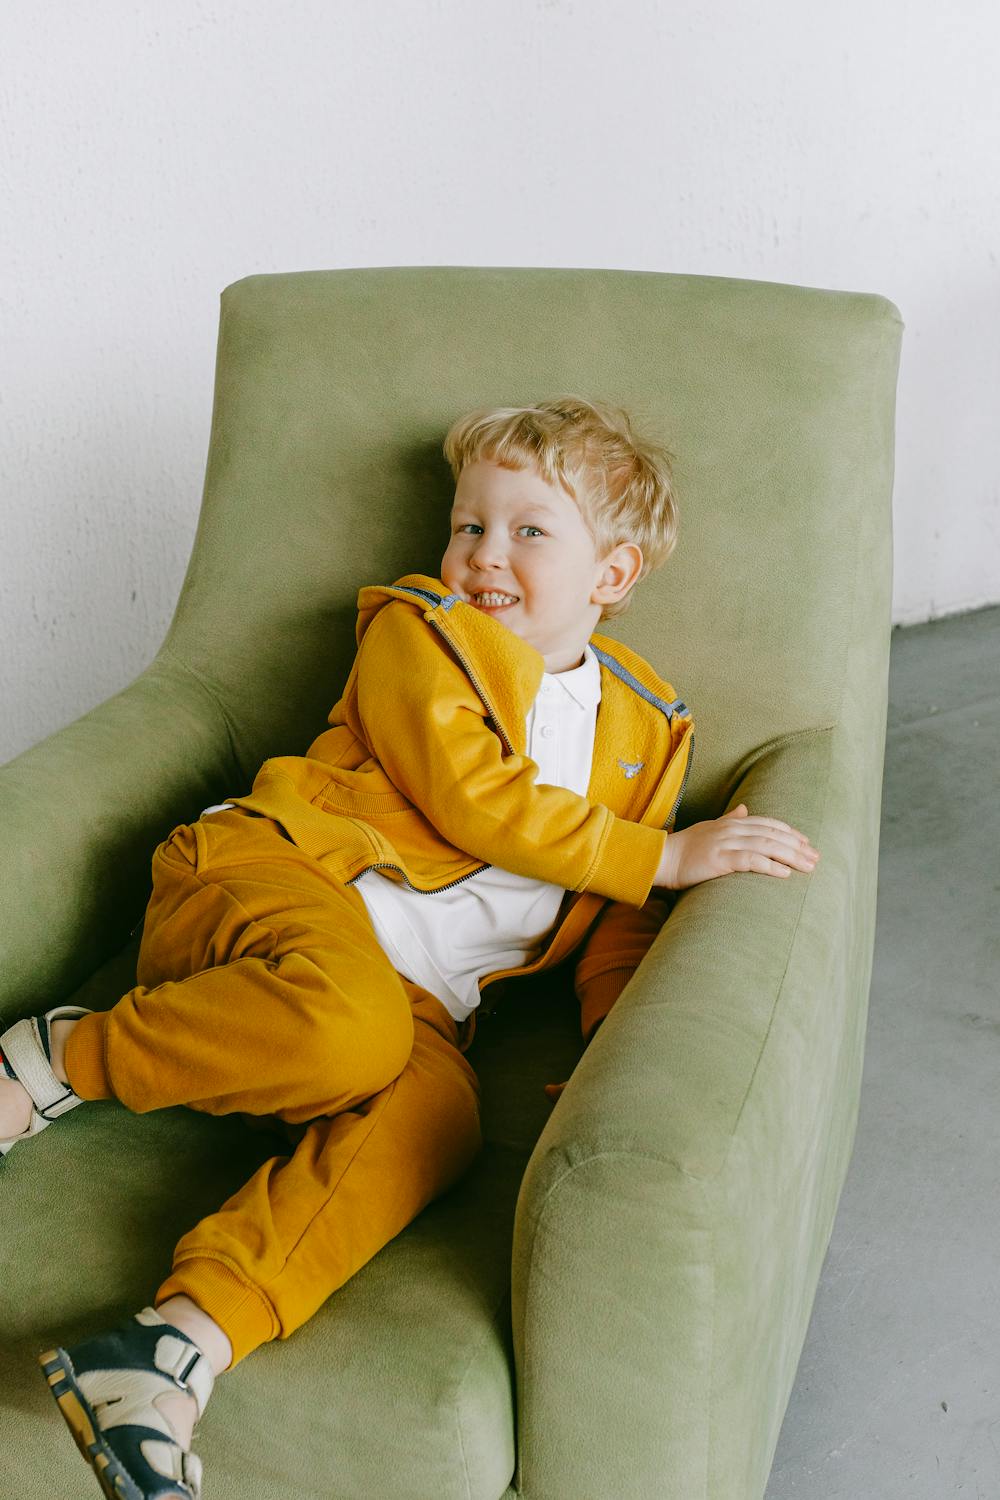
[0, 1014, 84, 1120]
[136, 1309, 216, 1416]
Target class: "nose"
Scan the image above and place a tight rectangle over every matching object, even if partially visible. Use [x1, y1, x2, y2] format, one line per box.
[470, 533, 509, 569]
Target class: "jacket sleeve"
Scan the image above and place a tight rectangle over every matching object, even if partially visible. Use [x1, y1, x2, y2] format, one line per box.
[354, 603, 669, 908]
[544, 891, 674, 1100]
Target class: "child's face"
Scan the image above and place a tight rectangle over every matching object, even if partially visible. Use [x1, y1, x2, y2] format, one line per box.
[440, 458, 641, 674]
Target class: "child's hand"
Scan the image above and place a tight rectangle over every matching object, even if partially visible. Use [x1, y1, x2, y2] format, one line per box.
[654, 805, 820, 892]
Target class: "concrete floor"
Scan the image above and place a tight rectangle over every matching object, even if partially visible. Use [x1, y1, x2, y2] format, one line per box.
[765, 604, 1000, 1500]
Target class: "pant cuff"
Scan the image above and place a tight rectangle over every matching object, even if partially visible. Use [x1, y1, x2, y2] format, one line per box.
[156, 1255, 279, 1368]
[63, 1010, 114, 1100]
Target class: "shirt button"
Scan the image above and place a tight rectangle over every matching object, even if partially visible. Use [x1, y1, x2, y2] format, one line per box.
[540, 724, 554, 739]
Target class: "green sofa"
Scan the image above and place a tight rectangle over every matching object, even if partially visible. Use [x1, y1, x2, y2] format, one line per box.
[1, 267, 903, 1498]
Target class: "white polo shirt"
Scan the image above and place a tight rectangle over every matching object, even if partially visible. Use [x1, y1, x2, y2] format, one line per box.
[202, 642, 602, 1026]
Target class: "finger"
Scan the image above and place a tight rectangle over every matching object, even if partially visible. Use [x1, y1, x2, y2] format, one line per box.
[735, 815, 797, 835]
[727, 836, 819, 870]
[736, 851, 795, 877]
[724, 810, 798, 836]
[732, 819, 816, 849]
[727, 827, 810, 855]
[762, 836, 819, 869]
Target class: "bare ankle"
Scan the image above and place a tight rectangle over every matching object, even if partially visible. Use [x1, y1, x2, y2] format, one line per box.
[155, 1296, 233, 1377]
[48, 1018, 78, 1087]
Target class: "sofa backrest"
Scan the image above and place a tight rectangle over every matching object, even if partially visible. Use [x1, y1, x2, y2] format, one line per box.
[164, 267, 903, 822]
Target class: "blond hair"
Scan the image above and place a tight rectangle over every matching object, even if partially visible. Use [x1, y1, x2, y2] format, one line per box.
[442, 394, 678, 623]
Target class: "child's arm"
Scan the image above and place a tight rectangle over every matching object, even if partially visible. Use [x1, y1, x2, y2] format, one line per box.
[354, 604, 670, 908]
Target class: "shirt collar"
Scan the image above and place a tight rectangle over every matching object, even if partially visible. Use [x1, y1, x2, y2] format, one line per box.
[541, 641, 602, 711]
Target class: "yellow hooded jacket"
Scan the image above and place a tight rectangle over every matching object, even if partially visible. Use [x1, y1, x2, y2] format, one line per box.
[221, 574, 695, 1073]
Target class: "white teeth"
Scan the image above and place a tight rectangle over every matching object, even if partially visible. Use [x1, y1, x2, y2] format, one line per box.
[473, 592, 518, 605]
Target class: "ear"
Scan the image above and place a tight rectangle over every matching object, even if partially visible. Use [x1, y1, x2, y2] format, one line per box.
[593, 542, 643, 605]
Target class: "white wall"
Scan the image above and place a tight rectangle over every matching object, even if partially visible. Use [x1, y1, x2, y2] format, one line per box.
[2, 0, 998, 764]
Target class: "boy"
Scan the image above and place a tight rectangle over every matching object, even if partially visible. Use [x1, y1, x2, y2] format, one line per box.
[0, 395, 819, 1500]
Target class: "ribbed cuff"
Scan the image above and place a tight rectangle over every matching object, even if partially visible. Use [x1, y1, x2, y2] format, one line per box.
[587, 817, 666, 906]
[157, 1255, 279, 1368]
[63, 1010, 114, 1100]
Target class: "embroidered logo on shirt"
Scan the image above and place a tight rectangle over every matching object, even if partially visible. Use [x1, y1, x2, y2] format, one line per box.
[617, 758, 645, 779]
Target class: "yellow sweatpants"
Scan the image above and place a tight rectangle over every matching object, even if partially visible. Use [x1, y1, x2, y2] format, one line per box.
[63, 808, 483, 1368]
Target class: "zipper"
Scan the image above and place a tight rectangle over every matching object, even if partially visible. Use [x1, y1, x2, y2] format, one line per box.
[427, 614, 517, 756]
[663, 727, 695, 830]
[346, 859, 491, 894]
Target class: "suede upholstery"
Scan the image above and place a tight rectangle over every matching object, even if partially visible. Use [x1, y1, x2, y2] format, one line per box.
[0, 266, 903, 1498]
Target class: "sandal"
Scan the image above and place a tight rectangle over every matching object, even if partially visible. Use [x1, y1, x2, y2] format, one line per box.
[0, 1004, 93, 1156]
[39, 1306, 215, 1500]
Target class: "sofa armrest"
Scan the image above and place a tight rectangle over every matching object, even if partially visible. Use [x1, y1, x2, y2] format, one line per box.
[0, 649, 238, 1024]
[510, 726, 877, 1499]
